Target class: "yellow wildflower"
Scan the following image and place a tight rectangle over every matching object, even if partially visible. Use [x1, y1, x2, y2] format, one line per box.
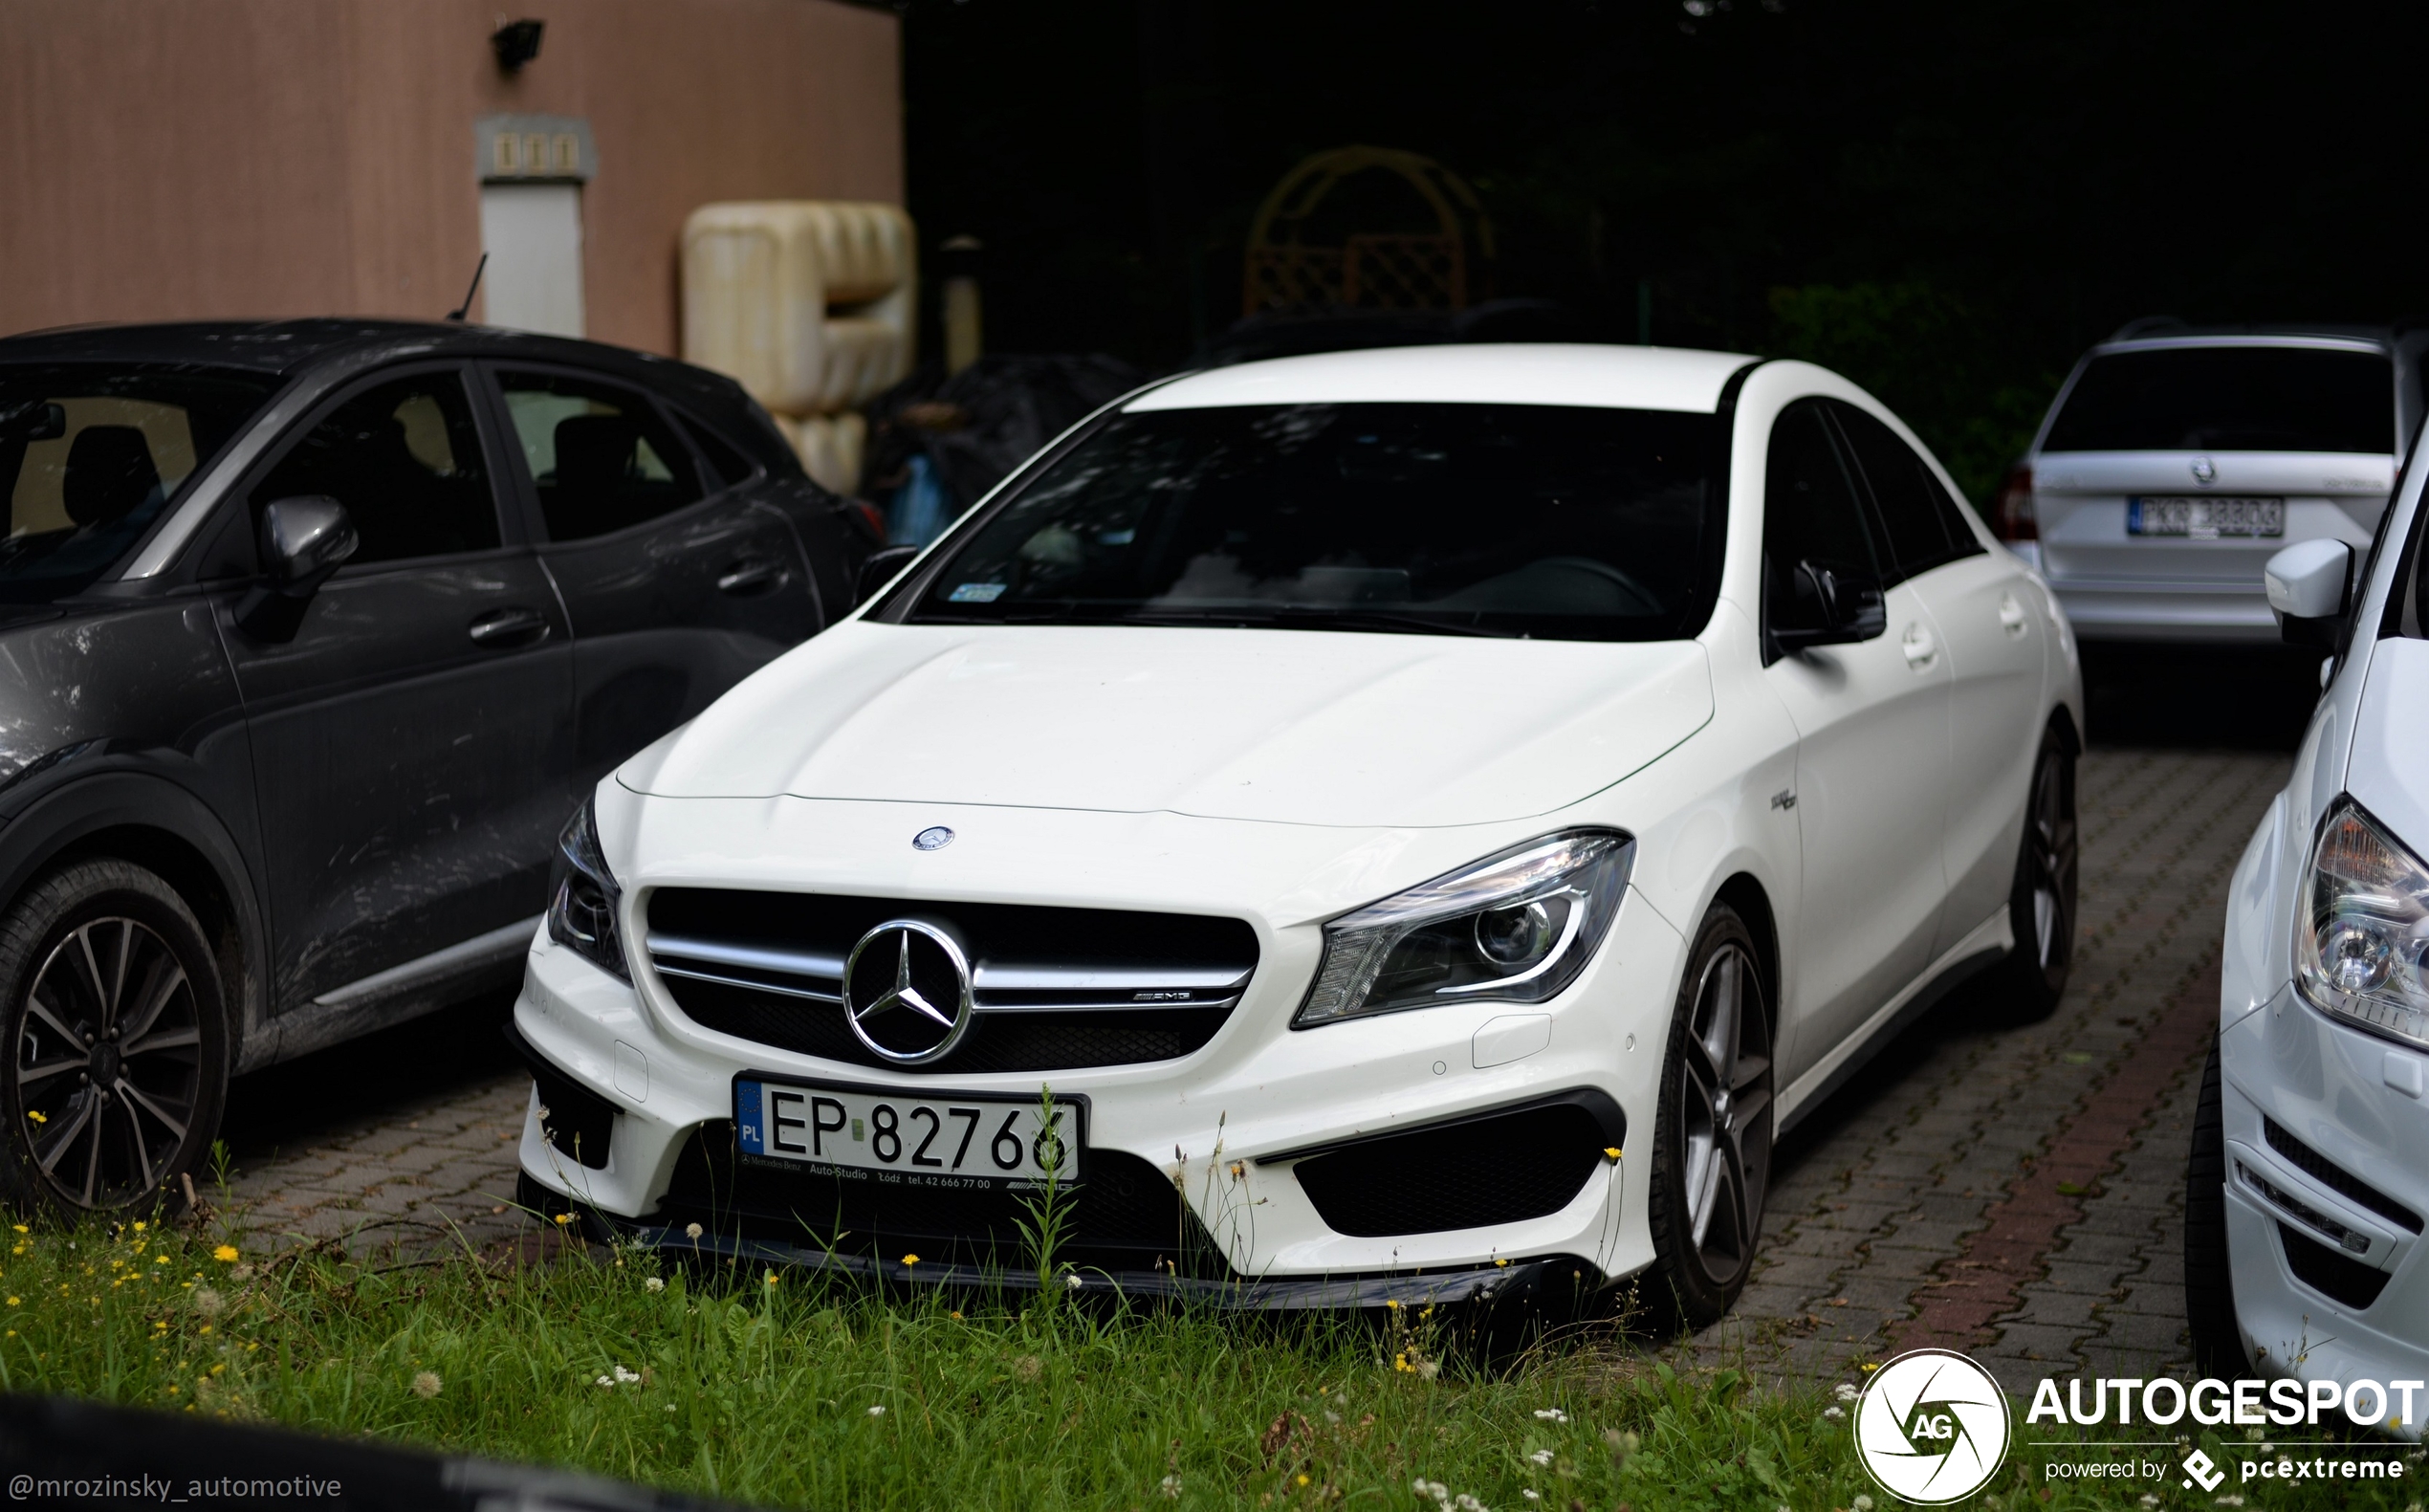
[211, 1244, 238, 1263]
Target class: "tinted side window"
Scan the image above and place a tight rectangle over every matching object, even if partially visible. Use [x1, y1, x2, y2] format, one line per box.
[1763, 400, 1878, 626]
[674, 411, 759, 493]
[499, 371, 704, 541]
[252, 371, 498, 565]
[1828, 401, 1957, 581]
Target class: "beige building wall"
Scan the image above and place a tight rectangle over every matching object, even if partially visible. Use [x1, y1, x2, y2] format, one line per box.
[0, 0, 902, 356]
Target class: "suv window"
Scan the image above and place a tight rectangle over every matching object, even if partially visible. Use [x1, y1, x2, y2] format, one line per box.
[1827, 401, 1980, 581]
[252, 371, 498, 565]
[0, 364, 277, 603]
[498, 371, 703, 540]
[2044, 346, 2394, 453]
[1763, 399, 1878, 626]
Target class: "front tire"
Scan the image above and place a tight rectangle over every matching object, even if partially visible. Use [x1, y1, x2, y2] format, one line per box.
[2184, 1037, 2251, 1377]
[1645, 904, 1774, 1330]
[2002, 725, 2078, 1019]
[0, 860, 230, 1217]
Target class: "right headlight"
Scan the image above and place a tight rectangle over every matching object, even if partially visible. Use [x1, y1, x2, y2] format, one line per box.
[1293, 829, 1634, 1028]
[2296, 800, 2429, 1047]
[545, 794, 629, 983]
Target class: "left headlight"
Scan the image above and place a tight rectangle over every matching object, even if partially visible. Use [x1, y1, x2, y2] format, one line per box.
[2296, 800, 2429, 1047]
[546, 794, 629, 982]
[1293, 829, 1634, 1028]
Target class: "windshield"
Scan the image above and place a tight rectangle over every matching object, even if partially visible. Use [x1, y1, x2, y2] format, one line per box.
[0, 363, 280, 602]
[2043, 346, 2393, 454]
[898, 402, 1726, 642]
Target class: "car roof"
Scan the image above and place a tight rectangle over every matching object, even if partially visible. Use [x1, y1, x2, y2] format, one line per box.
[1128, 342, 1760, 414]
[2095, 321, 2399, 354]
[0, 318, 754, 412]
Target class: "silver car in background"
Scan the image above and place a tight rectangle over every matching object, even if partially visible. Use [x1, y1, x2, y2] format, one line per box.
[1992, 323, 2429, 641]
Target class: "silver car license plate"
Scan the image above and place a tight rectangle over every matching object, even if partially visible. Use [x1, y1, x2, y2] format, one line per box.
[2127, 495, 2285, 538]
[734, 1078, 1083, 1188]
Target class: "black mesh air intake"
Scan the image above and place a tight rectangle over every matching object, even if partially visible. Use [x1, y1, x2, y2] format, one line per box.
[503, 1022, 614, 1171]
[2264, 1117, 2422, 1233]
[2278, 1222, 2391, 1309]
[654, 1121, 1232, 1279]
[1288, 1092, 1623, 1238]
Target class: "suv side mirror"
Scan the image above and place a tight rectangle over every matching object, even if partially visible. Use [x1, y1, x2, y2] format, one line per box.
[2265, 538, 2353, 650]
[856, 544, 922, 605]
[1773, 559, 1887, 654]
[235, 496, 359, 640]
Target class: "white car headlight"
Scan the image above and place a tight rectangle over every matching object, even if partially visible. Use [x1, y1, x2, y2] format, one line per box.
[1293, 829, 1634, 1027]
[546, 795, 629, 983]
[2296, 800, 2429, 1047]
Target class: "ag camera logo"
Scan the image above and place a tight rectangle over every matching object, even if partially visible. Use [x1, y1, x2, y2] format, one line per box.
[1853, 1348, 2013, 1504]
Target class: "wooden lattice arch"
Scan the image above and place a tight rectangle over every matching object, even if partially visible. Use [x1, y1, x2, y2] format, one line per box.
[1242, 145, 1495, 317]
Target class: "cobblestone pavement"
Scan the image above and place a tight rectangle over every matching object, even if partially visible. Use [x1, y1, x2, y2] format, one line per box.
[1666, 747, 2291, 1393]
[218, 747, 2289, 1391]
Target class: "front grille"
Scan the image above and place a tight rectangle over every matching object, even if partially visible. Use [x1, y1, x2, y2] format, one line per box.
[654, 1121, 1233, 1278]
[1289, 1098, 1616, 1238]
[646, 889, 1258, 1073]
[2264, 1118, 2422, 1233]
[2278, 1222, 2391, 1309]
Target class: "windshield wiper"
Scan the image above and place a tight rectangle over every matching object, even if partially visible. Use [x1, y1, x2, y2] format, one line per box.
[1122, 606, 1521, 638]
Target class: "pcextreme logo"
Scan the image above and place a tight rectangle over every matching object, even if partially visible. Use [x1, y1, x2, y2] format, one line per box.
[1853, 1349, 2013, 1504]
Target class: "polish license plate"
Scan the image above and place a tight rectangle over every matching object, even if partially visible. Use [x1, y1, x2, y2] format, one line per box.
[2127, 495, 2284, 538]
[733, 1078, 1083, 1188]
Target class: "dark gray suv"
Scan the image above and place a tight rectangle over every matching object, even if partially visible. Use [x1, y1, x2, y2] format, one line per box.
[0, 319, 870, 1215]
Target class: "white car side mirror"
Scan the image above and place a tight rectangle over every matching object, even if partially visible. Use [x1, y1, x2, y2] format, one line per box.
[2265, 538, 2352, 621]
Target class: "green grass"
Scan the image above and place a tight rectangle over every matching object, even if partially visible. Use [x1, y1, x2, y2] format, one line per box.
[0, 1213, 2407, 1511]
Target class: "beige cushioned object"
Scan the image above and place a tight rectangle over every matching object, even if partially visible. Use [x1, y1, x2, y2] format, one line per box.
[682, 202, 916, 418]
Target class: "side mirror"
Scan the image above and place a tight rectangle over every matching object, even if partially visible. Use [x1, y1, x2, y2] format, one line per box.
[2265, 538, 2352, 650]
[856, 543, 922, 605]
[1773, 559, 1887, 654]
[235, 496, 359, 641]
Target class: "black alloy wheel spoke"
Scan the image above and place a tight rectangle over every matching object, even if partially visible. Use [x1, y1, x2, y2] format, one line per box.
[15, 915, 203, 1210]
[1676, 939, 1772, 1283]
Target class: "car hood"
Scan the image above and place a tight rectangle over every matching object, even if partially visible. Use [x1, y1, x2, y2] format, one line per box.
[619, 621, 1713, 828]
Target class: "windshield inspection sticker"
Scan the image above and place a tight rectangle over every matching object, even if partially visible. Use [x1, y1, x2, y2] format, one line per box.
[947, 581, 1006, 603]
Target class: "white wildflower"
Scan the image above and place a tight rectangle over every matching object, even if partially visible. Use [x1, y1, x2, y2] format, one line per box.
[1834, 1381, 1861, 1401]
[410, 1371, 441, 1399]
[2259, 1442, 2275, 1455]
[1532, 1408, 1568, 1423]
[1527, 1450, 1554, 1467]
[593, 1364, 643, 1388]
[1853, 1498, 1874, 1512]
[1065, 1272, 1083, 1289]
[684, 1221, 703, 1239]
[192, 1287, 224, 1319]
[867, 1404, 886, 1416]
[2140, 1498, 2160, 1509]
[644, 1276, 665, 1293]
[1823, 1405, 1845, 1420]
[1158, 1475, 1182, 1500]
[1454, 1496, 1487, 1512]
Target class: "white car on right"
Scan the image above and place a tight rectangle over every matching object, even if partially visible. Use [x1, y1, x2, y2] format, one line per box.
[2190, 445, 2429, 1410]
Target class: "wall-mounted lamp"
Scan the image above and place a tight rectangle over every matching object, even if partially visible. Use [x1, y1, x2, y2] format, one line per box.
[492, 19, 545, 74]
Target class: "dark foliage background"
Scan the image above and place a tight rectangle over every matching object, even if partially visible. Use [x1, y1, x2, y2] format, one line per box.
[896, 0, 2428, 502]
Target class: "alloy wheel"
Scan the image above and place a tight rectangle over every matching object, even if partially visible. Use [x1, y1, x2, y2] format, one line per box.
[14, 917, 204, 1209]
[2027, 753, 2077, 971]
[1674, 941, 1772, 1284]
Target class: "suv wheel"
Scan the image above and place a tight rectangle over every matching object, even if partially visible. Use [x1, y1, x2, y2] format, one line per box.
[1645, 903, 1773, 1329]
[2002, 725, 2078, 1019]
[0, 860, 229, 1216]
[2185, 1036, 2251, 1377]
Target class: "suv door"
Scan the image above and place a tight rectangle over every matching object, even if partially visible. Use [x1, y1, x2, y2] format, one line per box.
[484, 365, 821, 792]
[1827, 399, 2044, 955]
[1761, 399, 1953, 1080]
[212, 364, 574, 1018]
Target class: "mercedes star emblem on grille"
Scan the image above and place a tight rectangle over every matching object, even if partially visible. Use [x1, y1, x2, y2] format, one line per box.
[912, 825, 955, 850]
[842, 919, 975, 1063]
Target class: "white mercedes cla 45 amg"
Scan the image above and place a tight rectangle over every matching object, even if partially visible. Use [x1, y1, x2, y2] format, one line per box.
[513, 345, 2082, 1324]
[2189, 448, 2429, 1405]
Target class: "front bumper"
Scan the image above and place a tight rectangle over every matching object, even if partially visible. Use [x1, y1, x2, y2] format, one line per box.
[2221, 984, 2429, 1432]
[509, 881, 1686, 1290]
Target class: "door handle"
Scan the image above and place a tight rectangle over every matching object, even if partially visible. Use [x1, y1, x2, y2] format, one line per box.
[468, 606, 550, 647]
[716, 558, 780, 596]
[1900, 622, 1938, 669]
[1998, 592, 2029, 638]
